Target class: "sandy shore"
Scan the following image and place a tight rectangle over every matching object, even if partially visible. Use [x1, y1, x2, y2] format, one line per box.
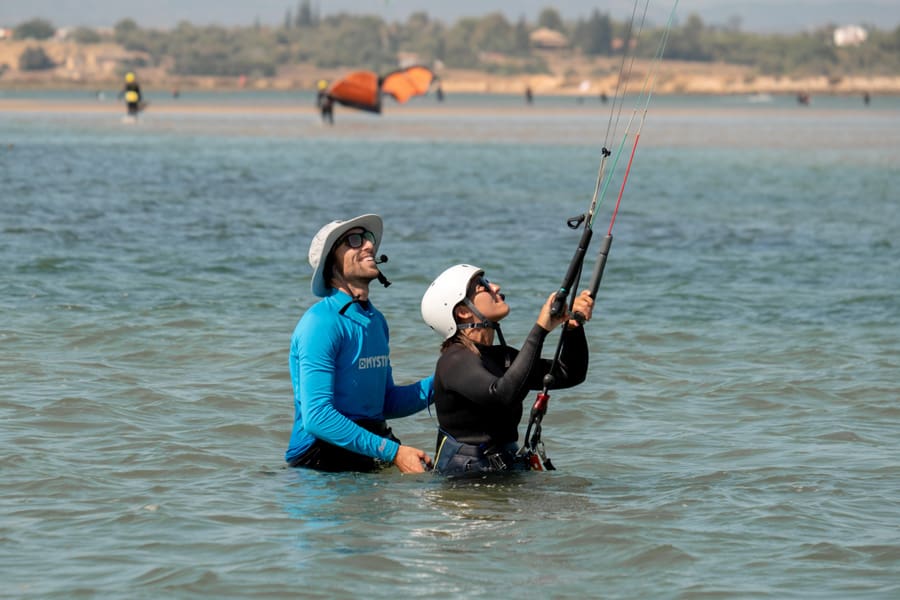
[437, 63, 900, 96]
[0, 98, 324, 114]
[2, 39, 898, 97]
[0, 95, 890, 116]
[4, 98, 898, 157]
[5, 70, 898, 97]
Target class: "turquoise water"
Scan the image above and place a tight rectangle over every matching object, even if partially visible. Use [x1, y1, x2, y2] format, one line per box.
[1, 96, 899, 598]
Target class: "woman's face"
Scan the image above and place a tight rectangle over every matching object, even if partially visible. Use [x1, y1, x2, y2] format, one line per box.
[468, 275, 509, 322]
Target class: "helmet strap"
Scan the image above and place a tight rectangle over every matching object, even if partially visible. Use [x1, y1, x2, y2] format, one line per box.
[458, 299, 511, 368]
[459, 299, 495, 331]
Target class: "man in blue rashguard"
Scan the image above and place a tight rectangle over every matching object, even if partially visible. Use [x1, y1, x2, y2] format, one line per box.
[285, 214, 434, 473]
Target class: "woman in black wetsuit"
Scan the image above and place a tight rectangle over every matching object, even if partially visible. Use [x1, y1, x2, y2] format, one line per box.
[420, 264, 594, 476]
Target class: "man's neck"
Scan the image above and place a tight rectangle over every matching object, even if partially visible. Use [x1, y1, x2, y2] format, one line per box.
[332, 279, 370, 302]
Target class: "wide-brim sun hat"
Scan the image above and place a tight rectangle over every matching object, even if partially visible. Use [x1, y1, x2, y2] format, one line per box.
[308, 214, 383, 297]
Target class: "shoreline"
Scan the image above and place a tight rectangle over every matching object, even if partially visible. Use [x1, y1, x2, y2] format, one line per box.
[0, 96, 890, 113]
[5, 95, 896, 152]
[3, 74, 899, 98]
[1, 40, 897, 97]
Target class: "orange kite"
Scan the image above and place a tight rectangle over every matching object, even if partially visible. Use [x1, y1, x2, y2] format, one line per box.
[326, 66, 437, 114]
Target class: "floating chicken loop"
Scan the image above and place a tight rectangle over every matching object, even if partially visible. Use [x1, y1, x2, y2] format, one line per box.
[520, 0, 681, 471]
[324, 65, 438, 114]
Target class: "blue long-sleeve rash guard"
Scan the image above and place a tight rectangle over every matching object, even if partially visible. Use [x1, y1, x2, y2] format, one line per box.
[285, 289, 434, 464]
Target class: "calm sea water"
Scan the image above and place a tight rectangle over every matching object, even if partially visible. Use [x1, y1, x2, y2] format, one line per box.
[2, 92, 899, 598]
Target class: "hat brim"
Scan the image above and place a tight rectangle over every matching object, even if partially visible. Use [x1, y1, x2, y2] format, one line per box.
[310, 214, 383, 297]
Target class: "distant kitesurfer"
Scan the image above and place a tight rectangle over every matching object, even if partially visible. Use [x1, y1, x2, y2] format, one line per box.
[420, 265, 594, 476]
[525, 85, 534, 104]
[316, 79, 334, 125]
[863, 91, 871, 106]
[285, 214, 434, 473]
[119, 72, 142, 117]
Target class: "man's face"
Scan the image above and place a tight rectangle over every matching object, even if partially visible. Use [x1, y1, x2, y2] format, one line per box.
[331, 227, 379, 285]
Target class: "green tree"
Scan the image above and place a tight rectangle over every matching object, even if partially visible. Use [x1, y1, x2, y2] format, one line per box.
[71, 27, 103, 44]
[537, 8, 565, 32]
[443, 17, 481, 68]
[296, 0, 314, 27]
[114, 19, 139, 44]
[395, 12, 446, 62]
[470, 13, 518, 54]
[112, 19, 166, 59]
[22, 10, 897, 82]
[19, 46, 56, 70]
[14, 18, 56, 40]
[514, 17, 531, 54]
[665, 13, 712, 61]
[167, 23, 278, 76]
[574, 10, 611, 55]
[314, 16, 395, 70]
[785, 29, 837, 76]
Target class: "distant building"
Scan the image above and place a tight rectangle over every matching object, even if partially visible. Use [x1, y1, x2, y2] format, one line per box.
[611, 37, 638, 51]
[0, 28, 12, 40]
[833, 25, 867, 47]
[529, 27, 568, 50]
[397, 52, 420, 68]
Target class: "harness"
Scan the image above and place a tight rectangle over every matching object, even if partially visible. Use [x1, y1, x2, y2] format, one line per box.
[434, 431, 528, 476]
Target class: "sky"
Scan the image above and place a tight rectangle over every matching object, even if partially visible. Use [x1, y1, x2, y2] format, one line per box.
[2, 1, 899, 33]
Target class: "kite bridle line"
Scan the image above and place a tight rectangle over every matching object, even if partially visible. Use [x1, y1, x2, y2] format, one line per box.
[547, 0, 653, 319]
[521, 0, 680, 471]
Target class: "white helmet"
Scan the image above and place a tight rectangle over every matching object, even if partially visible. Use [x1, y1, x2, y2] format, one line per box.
[421, 264, 483, 339]
[308, 214, 383, 297]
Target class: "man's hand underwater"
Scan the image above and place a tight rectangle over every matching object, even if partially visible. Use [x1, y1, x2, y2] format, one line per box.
[394, 445, 433, 473]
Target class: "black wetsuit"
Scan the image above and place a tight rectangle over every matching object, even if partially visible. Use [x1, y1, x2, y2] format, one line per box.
[316, 90, 334, 124]
[122, 82, 142, 116]
[433, 324, 588, 475]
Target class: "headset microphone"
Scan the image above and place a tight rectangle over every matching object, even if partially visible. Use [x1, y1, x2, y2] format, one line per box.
[374, 255, 391, 287]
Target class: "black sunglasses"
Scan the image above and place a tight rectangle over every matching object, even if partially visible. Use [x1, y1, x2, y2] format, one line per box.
[472, 275, 505, 301]
[340, 230, 376, 249]
[470, 276, 493, 296]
